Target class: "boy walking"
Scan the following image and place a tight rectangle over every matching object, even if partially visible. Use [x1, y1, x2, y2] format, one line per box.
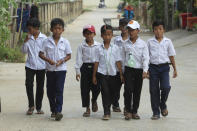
[113, 18, 129, 112]
[75, 24, 100, 117]
[93, 25, 124, 120]
[21, 18, 47, 115]
[147, 21, 177, 120]
[123, 20, 149, 120]
[39, 18, 72, 121]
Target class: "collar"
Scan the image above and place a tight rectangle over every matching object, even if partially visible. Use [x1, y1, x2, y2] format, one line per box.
[101, 42, 113, 49]
[82, 40, 99, 47]
[128, 37, 140, 44]
[48, 36, 64, 45]
[116, 35, 129, 42]
[152, 36, 168, 43]
[30, 32, 45, 40]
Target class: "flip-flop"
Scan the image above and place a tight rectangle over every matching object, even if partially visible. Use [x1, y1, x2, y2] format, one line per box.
[26, 107, 34, 115]
[36, 110, 44, 114]
[161, 109, 168, 116]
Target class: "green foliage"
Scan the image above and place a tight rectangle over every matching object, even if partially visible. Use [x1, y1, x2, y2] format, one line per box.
[0, 45, 25, 63]
[0, 0, 16, 45]
[194, 23, 197, 30]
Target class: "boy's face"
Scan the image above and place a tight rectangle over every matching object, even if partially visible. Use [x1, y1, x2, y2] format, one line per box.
[83, 30, 95, 41]
[101, 30, 113, 43]
[128, 27, 139, 40]
[153, 25, 165, 39]
[27, 26, 38, 35]
[50, 24, 64, 38]
[119, 24, 128, 34]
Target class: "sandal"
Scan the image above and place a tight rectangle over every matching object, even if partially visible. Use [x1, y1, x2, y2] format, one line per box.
[83, 108, 90, 117]
[51, 112, 57, 118]
[132, 113, 140, 119]
[92, 99, 98, 112]
[125, 113, 132, 120]
[102, 115, 110, 120]
[161, 109, 168, 116]
[151, 115, 160, 120]
[112, 106, 121, 112]
[36, 110, 44, 114]
[26, 107, 34, 115]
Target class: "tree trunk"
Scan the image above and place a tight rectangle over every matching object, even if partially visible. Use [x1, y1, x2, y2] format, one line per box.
[164, 0, 169, 30]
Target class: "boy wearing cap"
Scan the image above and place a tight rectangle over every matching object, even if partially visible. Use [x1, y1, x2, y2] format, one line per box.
[123, 20, 149, 120]
[147, 21, 177, 120]
[75, 24, 101, 117]
[113, 18, 130, 113]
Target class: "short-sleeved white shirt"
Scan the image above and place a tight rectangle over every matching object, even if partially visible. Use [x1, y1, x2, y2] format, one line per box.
[41, 36, 72, 71]
[75, 40, 101, 75]
[114, 35, 129, 72]
[147, 36, 176, 65]
[21, 32, 47, 70]
[123, 37, 149, 72]
[95, 43, 121, 76]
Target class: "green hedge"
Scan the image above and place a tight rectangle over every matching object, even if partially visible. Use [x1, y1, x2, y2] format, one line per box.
[0, 45, 25, 63]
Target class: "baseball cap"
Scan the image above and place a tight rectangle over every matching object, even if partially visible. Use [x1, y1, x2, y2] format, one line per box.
[127, 20, 140, 29]
[83, 24, 96, 33]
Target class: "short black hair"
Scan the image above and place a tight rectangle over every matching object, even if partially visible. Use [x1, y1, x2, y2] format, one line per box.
[100, 25, 113, 34]
[51, 18, 64, 29]
[152, 21, 165, 29]
[119, 18, 129, 26]
[26, 18, 40, 28]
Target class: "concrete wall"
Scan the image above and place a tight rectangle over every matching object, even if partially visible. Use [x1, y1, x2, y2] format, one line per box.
[83, 0, 120, 8]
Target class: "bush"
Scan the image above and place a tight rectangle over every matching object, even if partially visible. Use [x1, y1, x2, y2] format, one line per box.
[0, 45, 25, 63]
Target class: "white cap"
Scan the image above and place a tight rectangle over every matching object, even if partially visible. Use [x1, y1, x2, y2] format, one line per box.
[127, 20, 140, 29]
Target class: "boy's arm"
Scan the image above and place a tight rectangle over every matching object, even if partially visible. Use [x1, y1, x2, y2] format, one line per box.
[169, 56, 177, 78]
[93, 62, 99, 85]
[21, 35, 31, 54]
[75, 45, 83, 81]
[142, 43, 150, 79]
[116, 61, 124, 83]
[56, 54, 71, 67]
[39, 51, 55, 65]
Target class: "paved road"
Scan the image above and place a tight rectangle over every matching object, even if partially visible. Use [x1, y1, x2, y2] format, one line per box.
[0, 8, 197, 131]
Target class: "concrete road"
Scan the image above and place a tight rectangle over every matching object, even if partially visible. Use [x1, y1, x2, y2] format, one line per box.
[0, 8, 197, 131]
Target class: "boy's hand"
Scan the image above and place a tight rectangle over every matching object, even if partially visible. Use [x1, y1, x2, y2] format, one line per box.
[120, 74, 125, 83]
[56, 59, 64, 67]
[92, 76, 97, 85]
[173, 70, 177, 78]
[48, 60, 56, 65]
[24, 34, 30, 43]
[76, 74, 80, 81]
[142, 72, 148, 79]
[146, 71, 150, 79]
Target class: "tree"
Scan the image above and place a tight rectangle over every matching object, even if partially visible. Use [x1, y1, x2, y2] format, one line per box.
[0, 0, 16, 45]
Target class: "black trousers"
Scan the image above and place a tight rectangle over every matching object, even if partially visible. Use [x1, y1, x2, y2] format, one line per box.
[124, 66, 143, 114]
[97, 73, 116, 115]
[80, 63, 100, 108]
[25, 67, 45, 110]
[112, 72, 122, 108]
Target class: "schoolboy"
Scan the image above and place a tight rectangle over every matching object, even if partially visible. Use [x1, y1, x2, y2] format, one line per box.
[39, 18, 72, 121]
[93, 25, 124, 120]
[123, 20, 149, 120]
[113, 18, 129, 113]
[21, 18, 47, 115]
[147, 21, 177, 120]
[75, 24, 101, 117]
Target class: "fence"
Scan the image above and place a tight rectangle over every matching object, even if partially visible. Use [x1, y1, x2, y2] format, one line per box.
[7, 0, 83, 48]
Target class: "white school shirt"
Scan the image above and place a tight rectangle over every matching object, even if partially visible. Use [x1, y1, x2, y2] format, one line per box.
[75, 40, 101, 75]
[147, 37, 176, 65]
[41, 36, 72, 71]
[21, 32, 47, 70]
[114, 35, 129, 72]
[123, 37, 149, 72]
[95, 43, 122, 76]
